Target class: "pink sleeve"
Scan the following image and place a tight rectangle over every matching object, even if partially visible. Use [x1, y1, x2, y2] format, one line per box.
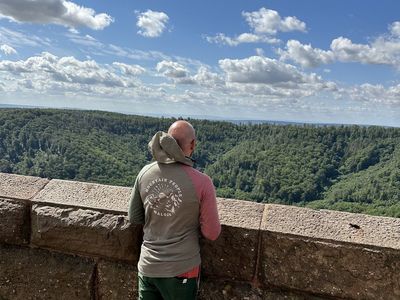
[183, 166, 221, 241]
[199, 176, 221, 240]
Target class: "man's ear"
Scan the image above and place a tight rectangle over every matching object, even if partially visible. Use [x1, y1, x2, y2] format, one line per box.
[189, 139, 196, 155]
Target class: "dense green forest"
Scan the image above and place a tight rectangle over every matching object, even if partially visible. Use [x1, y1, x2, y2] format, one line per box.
[1, 108, 399, 218]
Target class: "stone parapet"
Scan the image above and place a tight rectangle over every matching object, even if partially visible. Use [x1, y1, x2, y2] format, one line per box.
[31, 204, 142, 262]
[0, 172, 49, 200]
[0, 198, 30, 245]
[0, 172, 399, 300]
[32, 178, 131, 213]
[201, 198, 265, 282]
[260, 204, 400, 300]
[262, 204, 400, 250]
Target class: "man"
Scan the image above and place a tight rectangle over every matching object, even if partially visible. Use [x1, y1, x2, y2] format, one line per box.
[128, 120, 221, 300]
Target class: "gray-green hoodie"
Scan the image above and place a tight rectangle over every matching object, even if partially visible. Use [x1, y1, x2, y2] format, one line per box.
[128, 131, 203, 277]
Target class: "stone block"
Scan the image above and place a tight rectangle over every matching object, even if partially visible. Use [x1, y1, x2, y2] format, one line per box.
[261, 205, 400, 300]
[0, 172, 49, 200]
[0, 198, 30, 245]
[97, 260, 138, 300]
[32, 178, 132, 213]
[262, 204, 400, 250]
[200, 198, 264, 281]
[0, 244, 95, 300]
[31, 204, 142, 262]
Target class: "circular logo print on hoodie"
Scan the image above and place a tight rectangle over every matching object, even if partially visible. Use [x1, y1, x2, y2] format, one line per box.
[144, 178, 183, 217]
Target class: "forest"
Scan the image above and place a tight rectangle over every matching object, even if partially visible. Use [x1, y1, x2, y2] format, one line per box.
[0, 108, 399, 218]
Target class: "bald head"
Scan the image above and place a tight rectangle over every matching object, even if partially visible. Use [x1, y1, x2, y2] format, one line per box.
[168, 120, 196, 156]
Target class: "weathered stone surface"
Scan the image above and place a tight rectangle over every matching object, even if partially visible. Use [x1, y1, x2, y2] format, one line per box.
[0, 198, 30, 245]
[262, 291, 331, 300]
[31, 204, 142, 262]
[198, 279, 329, 300]
[0, 244, 94, 300]
[263, 204, 400, 250]
[198, 279, 263, 300]
[97, 260, 138, 300]
[0, 172, 49, 200]
[216, 198, 265, 230]
[32, 178, 132, 213]
[200, 198, 264, 281]
[261, 204, 400, 299]
[261, 232, 400, 300]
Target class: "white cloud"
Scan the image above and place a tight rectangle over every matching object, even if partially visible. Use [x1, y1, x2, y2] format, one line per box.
[155, 61, 227, 87]
[205, 33, 279, 46]
[113, 62, 146, 76]
[0, 52, 149, 99]
[108, 46, 170, 62]
[0, 0, 113, 30]
[389, 21, 400, 37]
[191, 66, 225, 88]
[219, 56, 318, 85]
[218, 56, 336, 100]
[156, 60, 196, 84]
[341, 83, 400, 105]
[66, 29, 206, 68]
[206, 7, 305, 47]
[136, 10, 169, 38]
[331, 36, 397, 65]
[0, 51, 340, 105]
[171, 90, 217, 105]
[156, 60, 188, 78]
[66, 30, 172, 62]
[68, 27, 79, 34]
[148, 56, 340, 107]
[0, 51, 398, 121]
[66, 32, 103, 47]
[242, 7, 306, 35]
[278, 40, 334, 68]
[0, 26, 51, 48]
[279, 21, 400, 68]
[279, 37, 400, 67]
[0, 44, 17, 55]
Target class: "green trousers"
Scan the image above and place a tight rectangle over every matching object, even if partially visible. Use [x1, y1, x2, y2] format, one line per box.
[138, 273, 198, 300]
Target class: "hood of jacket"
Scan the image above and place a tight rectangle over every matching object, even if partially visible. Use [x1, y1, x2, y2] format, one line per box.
[148, 131, 194, 167]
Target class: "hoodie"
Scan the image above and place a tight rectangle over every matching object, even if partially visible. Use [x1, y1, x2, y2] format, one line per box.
[128, 131, 220, 277]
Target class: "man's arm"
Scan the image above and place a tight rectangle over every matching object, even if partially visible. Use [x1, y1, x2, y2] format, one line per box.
[128, 177, 145, 224]
[199, 176, 221, 241]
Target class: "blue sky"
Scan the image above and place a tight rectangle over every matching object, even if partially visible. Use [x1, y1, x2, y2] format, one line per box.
[0, 1, 400, 126]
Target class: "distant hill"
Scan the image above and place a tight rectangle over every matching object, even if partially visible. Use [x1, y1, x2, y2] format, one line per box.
[229, 119, 302, 125]
[228, 119, 384, 127]
[0, 108, 399, 217]
[0, 104, 44, 109]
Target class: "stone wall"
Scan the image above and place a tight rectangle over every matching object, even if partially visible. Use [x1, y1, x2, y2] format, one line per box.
[0, 172, 399, 300]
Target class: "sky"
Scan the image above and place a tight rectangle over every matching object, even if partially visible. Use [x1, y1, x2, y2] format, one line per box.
[0, 1, 400, 126]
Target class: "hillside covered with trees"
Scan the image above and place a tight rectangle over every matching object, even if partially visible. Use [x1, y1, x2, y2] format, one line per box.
[1, 108, 399, 217]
